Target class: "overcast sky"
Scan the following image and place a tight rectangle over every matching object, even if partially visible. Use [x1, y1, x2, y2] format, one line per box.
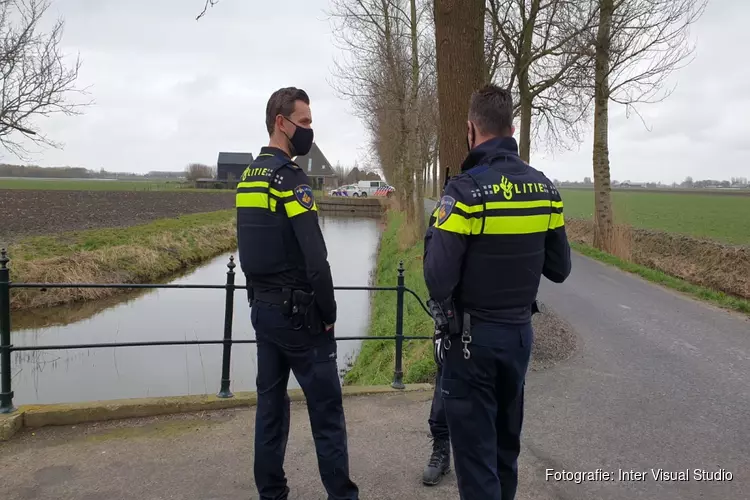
[5, 0, 748, 184]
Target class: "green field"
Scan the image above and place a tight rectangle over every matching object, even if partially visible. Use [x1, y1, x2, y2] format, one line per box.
[561, 189, 750, 246]
[0, 178, 194, 191]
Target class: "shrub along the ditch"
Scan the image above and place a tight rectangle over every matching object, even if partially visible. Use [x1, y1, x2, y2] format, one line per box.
[344, 210, 436, 386]
[8, 210, 237, 310]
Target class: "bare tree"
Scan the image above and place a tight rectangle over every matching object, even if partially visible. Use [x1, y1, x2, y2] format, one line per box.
[185, 163, 215, 181]
[196, 0, 220, 20]
[591, 0, 706, 250]
[0, 0, 90, 157]
[486, 0, 597, 163]
[434, 0, 485, 181]
[328, 0, 435, 230]
[332, 161, 348, 185]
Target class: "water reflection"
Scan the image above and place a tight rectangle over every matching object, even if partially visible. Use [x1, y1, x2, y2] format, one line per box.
[10, 263, 206, 331]
[11, 216, 380, 405]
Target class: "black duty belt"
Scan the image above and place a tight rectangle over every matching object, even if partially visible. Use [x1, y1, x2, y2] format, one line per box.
[252, 289, 291, 306]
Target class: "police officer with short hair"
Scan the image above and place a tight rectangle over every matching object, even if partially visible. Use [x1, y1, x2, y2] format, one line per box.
[423, 84, 571, 500]
[422, 205, 452, 487]
[237, 87, 359, 500]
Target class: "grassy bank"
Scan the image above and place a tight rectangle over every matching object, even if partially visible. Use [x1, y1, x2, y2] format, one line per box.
[7, 210, 237, 310]
[344, 211, 435, 386]
[571, 242, 750, 315]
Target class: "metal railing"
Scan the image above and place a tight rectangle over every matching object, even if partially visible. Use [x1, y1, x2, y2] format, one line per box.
[0, 248, 432, 414]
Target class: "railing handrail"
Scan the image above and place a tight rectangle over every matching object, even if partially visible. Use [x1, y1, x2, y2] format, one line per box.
[0, 249, 432, 415]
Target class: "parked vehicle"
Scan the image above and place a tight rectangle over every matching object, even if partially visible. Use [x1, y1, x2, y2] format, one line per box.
[329, 184, 359, 196]
[352, 180, 395, 197]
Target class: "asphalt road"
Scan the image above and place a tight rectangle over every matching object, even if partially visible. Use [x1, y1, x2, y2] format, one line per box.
[529, 253, 749, 499]
[424, 198, 750, 498]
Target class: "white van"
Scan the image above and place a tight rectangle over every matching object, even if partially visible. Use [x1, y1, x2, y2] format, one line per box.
[353, 180, 395, 197]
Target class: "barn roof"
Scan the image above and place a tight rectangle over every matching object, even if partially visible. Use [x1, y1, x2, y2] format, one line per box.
[217, 152, 254, 165]
[293, 143, 336, 177]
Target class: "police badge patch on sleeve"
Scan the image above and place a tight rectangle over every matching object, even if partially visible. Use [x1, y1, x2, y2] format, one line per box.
[294, 184, 315, 210]
[437, 195, 455, 226]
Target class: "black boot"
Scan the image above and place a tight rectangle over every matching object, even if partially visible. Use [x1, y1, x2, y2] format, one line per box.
[422, 437, 450, 486]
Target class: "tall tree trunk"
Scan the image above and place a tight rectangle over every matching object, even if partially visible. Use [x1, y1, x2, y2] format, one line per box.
[416, 164, 425, 225]
[434, 0, 485, 181]
[431, 143, 438, 198]
[517, 0, 540, 163]
[409, 0, 425, 235]
[593, 0, 615, 251]
[518, 77, 533, 163]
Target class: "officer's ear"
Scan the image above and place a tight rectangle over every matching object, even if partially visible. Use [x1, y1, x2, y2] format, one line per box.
[510, 124, 516, 137]
[275, 114, 287, 136]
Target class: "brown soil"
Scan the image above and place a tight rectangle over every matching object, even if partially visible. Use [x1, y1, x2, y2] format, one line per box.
[0, 190, 235, 247]
[566, 218, 750, 300]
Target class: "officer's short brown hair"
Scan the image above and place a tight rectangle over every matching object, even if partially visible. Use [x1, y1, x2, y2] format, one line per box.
[468, 85, 514, 136]
[265, 87, 310, 135]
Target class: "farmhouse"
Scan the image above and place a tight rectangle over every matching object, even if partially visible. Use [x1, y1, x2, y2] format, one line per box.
[293, 143, 337, 191]
[216, 152, 254, 181]
[345, 166, 381, 184]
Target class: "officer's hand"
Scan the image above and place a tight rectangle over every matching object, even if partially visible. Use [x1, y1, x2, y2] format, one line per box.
[324, 323, 334, 332]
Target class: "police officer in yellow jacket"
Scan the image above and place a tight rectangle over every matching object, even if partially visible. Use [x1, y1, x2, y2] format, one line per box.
[424, 84, 571, 500]
[237, 87, 359, 500]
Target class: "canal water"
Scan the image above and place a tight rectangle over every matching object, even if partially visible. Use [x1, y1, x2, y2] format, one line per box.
[10, 216, 381, 406]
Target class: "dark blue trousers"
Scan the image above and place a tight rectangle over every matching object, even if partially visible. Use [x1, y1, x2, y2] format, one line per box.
[440, 321, 533, 500]
[251, 300, 359, 500]
[428, 364, 450, 440]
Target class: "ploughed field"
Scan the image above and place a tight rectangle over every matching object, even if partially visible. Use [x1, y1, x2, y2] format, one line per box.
[0, 189, 235, 244]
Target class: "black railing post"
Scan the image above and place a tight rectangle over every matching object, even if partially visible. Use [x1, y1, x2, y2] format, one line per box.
[391, 260, 405, 389]
[217, 255, 236, 399]
[0, 249, 14, 414]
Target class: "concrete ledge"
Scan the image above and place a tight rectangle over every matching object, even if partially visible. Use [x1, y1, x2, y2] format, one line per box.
[0, 384, 431, 441]
[318, 196, 386, 215]
[319, 197, 386, 205]
[0, 412, 23, 441]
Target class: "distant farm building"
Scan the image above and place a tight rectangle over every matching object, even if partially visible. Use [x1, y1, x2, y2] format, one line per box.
[293, 143, 337, 191]
[217, 152, 254, 182]
[345, 166, 381, 185]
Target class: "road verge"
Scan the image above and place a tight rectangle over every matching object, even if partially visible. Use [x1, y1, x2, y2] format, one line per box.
[571, 241, 750, 315]
[566, 218, 750, 315]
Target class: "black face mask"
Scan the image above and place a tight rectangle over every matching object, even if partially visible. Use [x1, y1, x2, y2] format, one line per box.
[284, 117, 314, 157]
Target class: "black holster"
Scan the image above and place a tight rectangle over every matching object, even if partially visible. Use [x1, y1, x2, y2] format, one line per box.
[290, 289, 323, 335]
[427, 298, 461, 338]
